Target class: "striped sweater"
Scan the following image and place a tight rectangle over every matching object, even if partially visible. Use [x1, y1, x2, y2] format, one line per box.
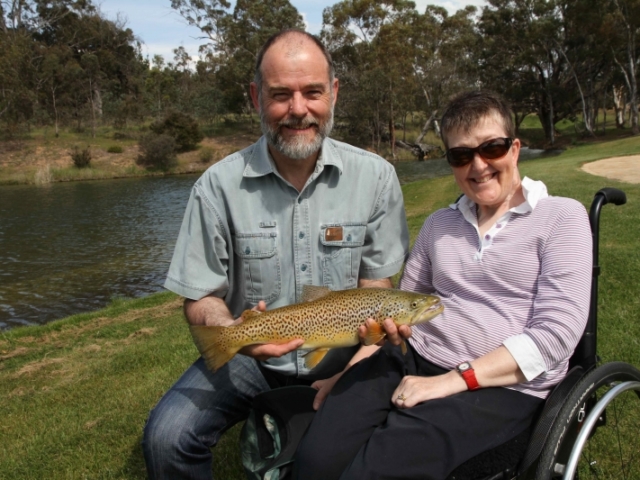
[399, 178, 592, 398]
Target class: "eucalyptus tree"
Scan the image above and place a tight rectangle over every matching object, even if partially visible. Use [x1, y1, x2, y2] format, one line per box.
[321, 0, 421, 154]
[604, 0, 640, 134]
[478, 0, 574, 145]
[170, 0, 304, 115]
[410, 4, 480, 143]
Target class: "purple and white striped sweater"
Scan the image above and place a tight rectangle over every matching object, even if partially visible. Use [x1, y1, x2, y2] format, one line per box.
[399, 178, 592, 398]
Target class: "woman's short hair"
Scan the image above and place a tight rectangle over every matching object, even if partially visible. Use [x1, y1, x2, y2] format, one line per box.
[440, 90, 516, 148]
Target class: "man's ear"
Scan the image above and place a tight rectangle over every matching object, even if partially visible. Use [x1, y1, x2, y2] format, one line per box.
[332, 78, 339, 105]
[250, 82, 260, 112]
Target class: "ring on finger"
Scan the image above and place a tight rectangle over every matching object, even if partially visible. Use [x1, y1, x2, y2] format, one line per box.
[397, 393, 407, 401]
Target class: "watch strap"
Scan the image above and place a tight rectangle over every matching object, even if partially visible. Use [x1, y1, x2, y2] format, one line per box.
[457, 362, 480, 391]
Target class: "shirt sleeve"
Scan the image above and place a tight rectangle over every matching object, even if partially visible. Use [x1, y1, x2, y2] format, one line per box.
[164, 183, 231, 300]
[507, 200, 592, 374]
[398, 214, 435, 293]
[358, 166, 409, 280]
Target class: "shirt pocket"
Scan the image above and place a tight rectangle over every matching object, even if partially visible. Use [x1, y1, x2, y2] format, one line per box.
[234, 232, 281, 304]
[320, 223, 366, 290]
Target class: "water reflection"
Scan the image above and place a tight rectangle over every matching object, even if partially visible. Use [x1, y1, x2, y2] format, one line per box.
[0, 175, 196, 330]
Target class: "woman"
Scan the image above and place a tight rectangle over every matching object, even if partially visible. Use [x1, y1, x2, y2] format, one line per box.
[294, 90, 593, 479]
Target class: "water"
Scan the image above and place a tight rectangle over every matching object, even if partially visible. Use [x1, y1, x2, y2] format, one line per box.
[0, 175, 196, 330]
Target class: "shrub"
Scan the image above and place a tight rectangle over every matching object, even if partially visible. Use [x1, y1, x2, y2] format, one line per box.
[199, 147, 215, 164]
[137, 133, 177, 170]
[112, 132, 133, 140]
[150, 112, 203, 152]
[107, 145, 123, 154]
[70, 146, 91, 168]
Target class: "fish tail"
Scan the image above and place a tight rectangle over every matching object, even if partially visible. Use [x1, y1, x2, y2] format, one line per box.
[189, 325, 242, 372]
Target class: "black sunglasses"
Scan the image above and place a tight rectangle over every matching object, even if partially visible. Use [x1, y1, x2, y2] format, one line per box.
[445, 137, 513, 168]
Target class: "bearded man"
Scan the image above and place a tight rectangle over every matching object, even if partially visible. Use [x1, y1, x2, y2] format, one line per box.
[142, 29, 409, 479]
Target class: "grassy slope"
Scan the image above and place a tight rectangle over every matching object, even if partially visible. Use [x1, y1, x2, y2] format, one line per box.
[1, 135, 639, 478]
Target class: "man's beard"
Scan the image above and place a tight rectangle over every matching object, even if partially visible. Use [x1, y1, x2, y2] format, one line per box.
[261, 104, 334, 161]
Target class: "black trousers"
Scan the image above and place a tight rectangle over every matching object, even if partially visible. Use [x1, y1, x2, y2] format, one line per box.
[294, 342, 543, 480]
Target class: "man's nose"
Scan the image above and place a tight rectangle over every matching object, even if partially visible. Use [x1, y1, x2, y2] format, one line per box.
[289, 93, 308, 117]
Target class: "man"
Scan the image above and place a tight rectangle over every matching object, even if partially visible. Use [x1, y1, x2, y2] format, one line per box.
[142, 29, 409, 479]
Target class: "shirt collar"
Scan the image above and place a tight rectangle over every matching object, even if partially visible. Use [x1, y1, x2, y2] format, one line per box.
[243, 136, 343, 178]
[449, 176, 549, 215]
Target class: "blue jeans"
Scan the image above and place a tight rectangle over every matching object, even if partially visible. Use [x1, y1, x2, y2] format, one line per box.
[142, 354, 271, 479]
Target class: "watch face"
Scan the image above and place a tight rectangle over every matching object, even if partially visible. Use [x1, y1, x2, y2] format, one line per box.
[457, 362, 471, 372]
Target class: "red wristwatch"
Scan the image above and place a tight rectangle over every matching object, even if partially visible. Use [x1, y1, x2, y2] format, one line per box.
[456, 361, 480, 391]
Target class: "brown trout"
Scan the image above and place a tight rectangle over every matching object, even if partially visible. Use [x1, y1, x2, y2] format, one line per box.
[189, 286, 444, 373]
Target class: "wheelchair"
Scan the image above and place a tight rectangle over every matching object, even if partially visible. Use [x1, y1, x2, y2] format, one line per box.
[446, 187, 640, 480]
[244, 188, 640, 480]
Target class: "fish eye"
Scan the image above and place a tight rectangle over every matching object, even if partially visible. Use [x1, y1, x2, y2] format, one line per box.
[411, 301, 418, 308]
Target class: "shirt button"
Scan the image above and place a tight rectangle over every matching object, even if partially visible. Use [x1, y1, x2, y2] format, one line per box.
[298, 197, 302, 204]
[245, 247, 251, 254]
[301, 264, 307, 271]
[346, 234, 352, 241]
[485, 234, 491, 240]
[496, 224, 503, 229]
[299, 232, 305, 239]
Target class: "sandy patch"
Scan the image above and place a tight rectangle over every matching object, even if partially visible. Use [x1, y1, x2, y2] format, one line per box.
[582, 155, 640, 184]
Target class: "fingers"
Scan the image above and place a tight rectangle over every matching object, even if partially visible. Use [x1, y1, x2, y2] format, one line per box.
[252, 300, 267, 313]
[313, 386, 329, 410]
[239, 338, 304, 360]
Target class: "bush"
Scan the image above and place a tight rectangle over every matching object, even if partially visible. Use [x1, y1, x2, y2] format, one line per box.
[107, 145, 123, 154]
[150, 112, 203, 152]
[199, 147, 215, 164]
[70, 146, 91, 168]
[137, 133, 177, 170]
[112, 132, 134, 140]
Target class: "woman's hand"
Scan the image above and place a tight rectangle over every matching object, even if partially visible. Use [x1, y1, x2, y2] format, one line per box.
[357, 318, 412, 347]
[392, 371, 467, 408]
[311, 371, 344, 410]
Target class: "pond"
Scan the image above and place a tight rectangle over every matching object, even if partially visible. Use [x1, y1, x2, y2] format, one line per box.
[0, 175, 196, 330]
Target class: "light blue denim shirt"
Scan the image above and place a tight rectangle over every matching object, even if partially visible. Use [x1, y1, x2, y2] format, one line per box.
[165, 136, 409, 378]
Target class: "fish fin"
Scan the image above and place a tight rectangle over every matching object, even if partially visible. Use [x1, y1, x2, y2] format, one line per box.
[401, 340, 407, 355]
[189, 325, 241, 372]
[300, 285, 332, 303]
[303, 348, 331, 369]
[363, 322, 386, 346]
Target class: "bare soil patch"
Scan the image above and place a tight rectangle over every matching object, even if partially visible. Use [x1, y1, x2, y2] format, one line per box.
[581, 155, 640, 184]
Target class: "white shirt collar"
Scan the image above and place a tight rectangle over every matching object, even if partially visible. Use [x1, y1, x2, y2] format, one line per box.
[449, 176, 548, 215]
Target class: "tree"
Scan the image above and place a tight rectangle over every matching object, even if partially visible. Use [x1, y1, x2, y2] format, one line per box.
[171, 0, 304, 114]
[605, 0, 640, 134]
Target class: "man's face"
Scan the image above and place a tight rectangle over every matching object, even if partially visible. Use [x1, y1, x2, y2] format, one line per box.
[251, 38, 339, 162]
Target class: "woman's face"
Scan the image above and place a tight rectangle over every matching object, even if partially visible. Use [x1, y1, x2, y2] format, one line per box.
[446, 114, 521, 210]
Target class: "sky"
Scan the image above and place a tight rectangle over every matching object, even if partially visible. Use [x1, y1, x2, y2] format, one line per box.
[97, 0, 487, 64]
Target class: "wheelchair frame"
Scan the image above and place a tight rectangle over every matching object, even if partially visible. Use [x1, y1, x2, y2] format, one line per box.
[450, 188, 640, 480]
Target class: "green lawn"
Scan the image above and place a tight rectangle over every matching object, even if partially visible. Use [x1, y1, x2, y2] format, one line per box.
[1, 134, 639, 478]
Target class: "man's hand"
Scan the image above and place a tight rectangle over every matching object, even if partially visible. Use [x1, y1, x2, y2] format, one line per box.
[235, 300, 305, 361]
[357, 318, 412, 347]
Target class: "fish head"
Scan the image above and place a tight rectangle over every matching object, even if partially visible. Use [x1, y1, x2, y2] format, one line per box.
[385, 291, 444, 326]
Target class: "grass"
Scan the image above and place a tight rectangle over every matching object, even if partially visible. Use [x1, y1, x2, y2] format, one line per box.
[1, 133, 640, 478]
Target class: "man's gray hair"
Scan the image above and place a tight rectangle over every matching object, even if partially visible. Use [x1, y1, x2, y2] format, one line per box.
[253, 29, 335, 96]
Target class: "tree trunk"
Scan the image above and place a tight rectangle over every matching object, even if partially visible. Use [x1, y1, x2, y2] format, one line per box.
[613, 84, 626, 128]
[51, 86, 59, 137]
[415, 110, 437, 144]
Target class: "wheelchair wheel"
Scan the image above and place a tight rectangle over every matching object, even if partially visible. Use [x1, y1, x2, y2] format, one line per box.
[535, 362, 640, 479]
